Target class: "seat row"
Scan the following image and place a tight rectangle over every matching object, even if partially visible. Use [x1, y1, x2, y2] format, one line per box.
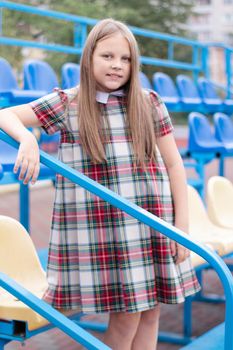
[150, 72, 233, 114]
[0, 58, 81, 107]
[186, 111, 233, 184]
[188, 111, 233, 154]
[1, 57, 232, 114]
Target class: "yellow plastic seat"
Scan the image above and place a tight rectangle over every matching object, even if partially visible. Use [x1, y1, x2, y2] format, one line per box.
[207, 176, 233, 229]
[187, 185, 233, 256]
[190, 252, 207, 268]
[0, 215, 49, 330]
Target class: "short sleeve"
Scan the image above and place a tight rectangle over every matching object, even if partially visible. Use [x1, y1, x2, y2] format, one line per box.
[29, 88, 71, 135]
[149, 90, 174, 137]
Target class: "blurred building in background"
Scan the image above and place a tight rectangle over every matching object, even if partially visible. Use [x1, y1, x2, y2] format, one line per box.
[186, 0, 233, 86]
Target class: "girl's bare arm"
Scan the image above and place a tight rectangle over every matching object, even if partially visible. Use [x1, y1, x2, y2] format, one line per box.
[0, 104, 42, 184]
[157, 132, 190, 264]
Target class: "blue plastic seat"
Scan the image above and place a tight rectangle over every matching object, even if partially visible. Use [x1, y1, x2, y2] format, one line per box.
[139, 72, 152, 89]
[0, 57, 47, 106]
[214, 113, 233, 151]
[176, 74, 203, 111]
[188, 112, 225, 153]
[152, 72, 181, 111]
[197, 77, 222, 113]
[0, 162, 3, 181]
[61, 62, 80, 89]
[197, 77, 233, 114]
[23, 59, 59, 93]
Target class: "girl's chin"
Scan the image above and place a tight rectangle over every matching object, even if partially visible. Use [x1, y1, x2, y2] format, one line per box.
[99, 83, 123, 92]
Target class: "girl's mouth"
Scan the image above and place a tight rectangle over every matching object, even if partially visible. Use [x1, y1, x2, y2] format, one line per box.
[107, 73, 122, 79]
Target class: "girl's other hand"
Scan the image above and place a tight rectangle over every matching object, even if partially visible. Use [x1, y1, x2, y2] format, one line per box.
[170, 240, 190, 265]
[13, 132, 40, 185]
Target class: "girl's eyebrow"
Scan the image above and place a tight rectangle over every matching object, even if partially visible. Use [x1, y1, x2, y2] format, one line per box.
[100, 50, 131, 57]
[99, 50, 113, 54]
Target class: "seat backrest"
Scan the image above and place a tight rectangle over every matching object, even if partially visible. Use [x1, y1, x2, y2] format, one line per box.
[207, 176, 233, 228]
[139, 71, 152, 89]
[0, 215, 47, 290]
[61, 62, 80, 89]
[214, 112, 233, 142]
[198, 77, 220, 100]
[188, 112, 216, 151]
[0, 57, 19, 90]
[187, 185, 210, 236]
[152, 72, 179, 98]
[176, 74, 200, 99]
[23, 59, 59, 92]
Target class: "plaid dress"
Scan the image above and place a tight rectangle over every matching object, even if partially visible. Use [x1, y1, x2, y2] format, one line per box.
[30, 88, 200, 313]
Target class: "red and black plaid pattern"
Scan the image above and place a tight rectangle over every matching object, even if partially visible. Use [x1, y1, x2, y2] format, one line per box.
[30, 88, 200, 312]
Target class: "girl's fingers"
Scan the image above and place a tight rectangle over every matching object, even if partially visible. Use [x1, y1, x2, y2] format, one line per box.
[31, 163, 40, 185]
[175, 244, 190, 264]
[14, 154, 23, 174]
[170, 240, 176, 256]
[18, 158, 29, 181]
[23, 163, 36, 184]
[14, 155, 40, 184]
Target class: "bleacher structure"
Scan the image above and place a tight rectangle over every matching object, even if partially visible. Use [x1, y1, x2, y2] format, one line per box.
[0, 1, 233, 350]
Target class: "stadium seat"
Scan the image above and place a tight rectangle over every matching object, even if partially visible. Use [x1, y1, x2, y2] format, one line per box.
[198, 77, 233, 114]
[207, 176, 233, 229]
[0, 215, 49, 331]
[176, 74, 203, 111]
[214, 113, 233, 149]
[152, 72, 181, 111]
[188, 112, 225, 153]
[61, 62, 80, 89]
[0, 57, 47, 106]
[213, 112, 233, 175]
[23, 59, 59, 93]
[139, 71, 153, 89]
[188, 185, 233, 256]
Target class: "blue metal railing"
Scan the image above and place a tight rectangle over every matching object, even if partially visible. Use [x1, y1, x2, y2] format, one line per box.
[0, 130, 233, 349]
[0, 1, 205, 74]
[0, 1, 232, 94]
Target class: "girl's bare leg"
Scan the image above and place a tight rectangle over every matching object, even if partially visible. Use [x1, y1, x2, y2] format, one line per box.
[103, 311, 141, 350]
[131, 305, 160, 350]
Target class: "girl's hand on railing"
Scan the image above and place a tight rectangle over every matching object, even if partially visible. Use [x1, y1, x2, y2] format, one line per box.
[170, 240, 190, 265]
[13, 133, 40, 185]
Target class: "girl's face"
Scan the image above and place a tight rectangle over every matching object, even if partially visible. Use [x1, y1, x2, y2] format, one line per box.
[92, 33, 131, 92]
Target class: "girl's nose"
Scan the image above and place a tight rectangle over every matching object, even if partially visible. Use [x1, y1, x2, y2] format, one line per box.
[111, 61, 122, 70]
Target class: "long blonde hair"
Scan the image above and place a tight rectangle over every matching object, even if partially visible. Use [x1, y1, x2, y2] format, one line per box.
[78, 18, 157, 166]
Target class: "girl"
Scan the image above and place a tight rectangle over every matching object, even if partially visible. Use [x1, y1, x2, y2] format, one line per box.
[0, 19, 200, 350]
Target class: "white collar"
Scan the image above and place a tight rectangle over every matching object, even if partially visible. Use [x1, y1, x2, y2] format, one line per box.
[96, 89, 125, 104]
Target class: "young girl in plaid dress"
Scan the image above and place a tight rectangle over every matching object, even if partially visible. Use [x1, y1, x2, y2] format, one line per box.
[0, 19, 200, 349]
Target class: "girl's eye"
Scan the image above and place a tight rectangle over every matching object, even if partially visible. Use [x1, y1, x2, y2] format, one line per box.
[122, 57, 131, 62]
[102, 54, 112, 59]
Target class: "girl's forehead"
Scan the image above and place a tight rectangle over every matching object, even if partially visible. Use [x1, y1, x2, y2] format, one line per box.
[94, 34, 131, 55]
[96, 33, 129, 47]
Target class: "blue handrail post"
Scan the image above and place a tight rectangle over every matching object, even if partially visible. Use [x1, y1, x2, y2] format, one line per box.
[74, 22, 87, 49]
[183, 296, 193, 340]
[225, 48, 232, 99]
[202, 46, 210, 79]
[168, 41, 174, 61]
[192, 45, 199, 83]
[19, 183, 29, 232]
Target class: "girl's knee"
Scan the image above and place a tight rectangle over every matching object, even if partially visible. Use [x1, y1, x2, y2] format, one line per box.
[141, 305, 160, 325]
[108, 311, 141, 338]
